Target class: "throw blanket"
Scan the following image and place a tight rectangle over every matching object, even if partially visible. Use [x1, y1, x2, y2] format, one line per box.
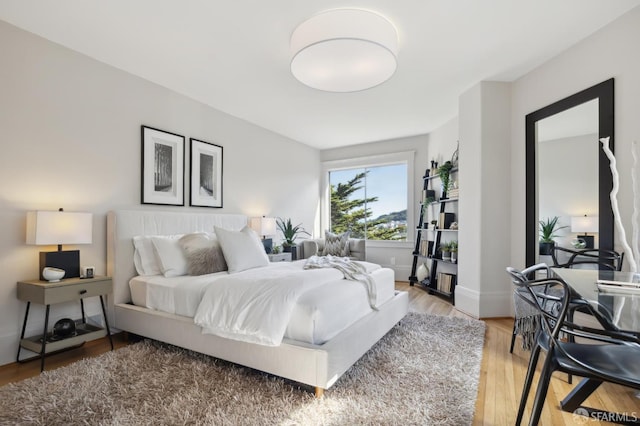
[304, 255, 378, 310]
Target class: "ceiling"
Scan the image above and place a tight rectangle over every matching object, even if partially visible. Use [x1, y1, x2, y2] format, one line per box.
[1, 1, 638, 150]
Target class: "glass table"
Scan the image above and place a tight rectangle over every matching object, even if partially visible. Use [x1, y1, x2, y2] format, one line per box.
[551, 268, 640, 416]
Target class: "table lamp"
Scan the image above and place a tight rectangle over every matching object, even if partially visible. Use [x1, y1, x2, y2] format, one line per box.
[250, 216, 276, 253]
[571, 215, 598, 249]
[26, 208, 93, 280]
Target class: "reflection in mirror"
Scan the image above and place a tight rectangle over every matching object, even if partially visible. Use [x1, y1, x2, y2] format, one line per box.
[537, 99, 599, 252]
[525, 79, 614, 266]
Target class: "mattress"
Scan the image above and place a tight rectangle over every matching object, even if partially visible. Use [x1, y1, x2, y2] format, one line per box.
[129, 260, 395, 344]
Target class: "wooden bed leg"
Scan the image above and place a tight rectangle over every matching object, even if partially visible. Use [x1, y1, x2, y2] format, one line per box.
[315, 387, 325, 398]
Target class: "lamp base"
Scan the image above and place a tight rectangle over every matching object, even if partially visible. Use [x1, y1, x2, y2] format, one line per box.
[578, 235, 594, 249]
[39, 250, 80, 281]
[261, 238, 273, 254]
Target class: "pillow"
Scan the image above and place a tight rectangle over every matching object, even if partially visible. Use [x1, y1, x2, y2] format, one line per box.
[151, 235, 188, 277]
[133, 235, 183, 276]
[214, 226, 269, 273]
[322, 231, 351, 257]
[178, 233, 227, 275]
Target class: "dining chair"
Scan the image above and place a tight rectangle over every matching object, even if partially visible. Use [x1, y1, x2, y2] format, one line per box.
[551, 247, 624, 271]
[512, 275, 640, 426]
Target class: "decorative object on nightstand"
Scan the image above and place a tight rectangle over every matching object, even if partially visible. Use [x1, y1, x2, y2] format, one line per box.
[26, 208, 93, 280]
[42, 267, 65, 282]
[250, 216, 277, 253]
[16, 276, 113, 372]
[571, 215, 598, 249]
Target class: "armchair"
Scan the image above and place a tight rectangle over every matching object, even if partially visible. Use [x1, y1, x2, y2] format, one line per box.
[300, 238, 366, 261]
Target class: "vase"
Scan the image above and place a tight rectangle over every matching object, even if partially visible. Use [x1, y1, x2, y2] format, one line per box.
[417, 263, 429, 281]
[451, 252, 457, 263]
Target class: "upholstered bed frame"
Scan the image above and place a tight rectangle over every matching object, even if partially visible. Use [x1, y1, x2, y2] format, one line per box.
[106, 209, 408, 396]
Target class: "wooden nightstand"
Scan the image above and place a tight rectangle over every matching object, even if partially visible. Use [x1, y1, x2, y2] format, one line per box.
[16, 276, 113, 371]
[268, 253, 292, 262]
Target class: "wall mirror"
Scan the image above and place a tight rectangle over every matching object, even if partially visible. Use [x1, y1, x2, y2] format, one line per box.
[525, 79, 614, 265]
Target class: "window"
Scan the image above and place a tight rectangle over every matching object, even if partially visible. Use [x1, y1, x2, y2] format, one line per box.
[328, 163, 408, 241]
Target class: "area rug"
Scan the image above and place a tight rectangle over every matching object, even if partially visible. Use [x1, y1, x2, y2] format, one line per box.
[0, 313, 485, 425]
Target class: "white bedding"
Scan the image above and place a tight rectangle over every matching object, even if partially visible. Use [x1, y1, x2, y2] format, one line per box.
[129, 260, 395, 345]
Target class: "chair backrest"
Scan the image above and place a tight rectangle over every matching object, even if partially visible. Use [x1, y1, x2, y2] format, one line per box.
[551, 247, 624, 271]
[519, 277, 571, 344]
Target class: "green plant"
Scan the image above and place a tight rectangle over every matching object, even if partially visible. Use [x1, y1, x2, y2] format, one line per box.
[276, 218, 310, 247]
[448, 240, 458, 252]
[438, 161, 454, 196]
[539, 216, 567, 242]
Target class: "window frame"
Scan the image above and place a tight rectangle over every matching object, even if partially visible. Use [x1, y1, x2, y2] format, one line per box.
[321, 151, 415, 246]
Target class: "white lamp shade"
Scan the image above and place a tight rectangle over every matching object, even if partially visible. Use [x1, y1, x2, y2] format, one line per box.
[571, 215, 598, 233]
[26, 211, 93, 245]
[250, 216, 277, 237]
[290, 9, 398, 92]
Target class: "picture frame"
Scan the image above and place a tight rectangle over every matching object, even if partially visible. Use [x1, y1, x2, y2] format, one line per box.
[141, 126, 185, 206]
[190, 138, 223, 208]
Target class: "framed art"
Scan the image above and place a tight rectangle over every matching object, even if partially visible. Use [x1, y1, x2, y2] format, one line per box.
[190, 138, 223, 208]
[141, 126, 185, 206]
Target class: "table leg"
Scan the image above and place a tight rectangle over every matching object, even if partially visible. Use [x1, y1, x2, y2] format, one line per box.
[80, 298, 86, 324]
[99, 295, 113, 350]
[16, 302, 31, 363]
[40, 305, 50, 372]
[560, 378, 602, 412]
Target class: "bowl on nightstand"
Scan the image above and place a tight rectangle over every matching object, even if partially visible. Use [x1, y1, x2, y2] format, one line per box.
[42, 267, 65, 282]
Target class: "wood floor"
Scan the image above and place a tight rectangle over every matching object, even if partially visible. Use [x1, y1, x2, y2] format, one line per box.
[1, 282, 638, 425]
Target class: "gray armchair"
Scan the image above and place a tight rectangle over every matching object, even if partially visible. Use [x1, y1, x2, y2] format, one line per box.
[300, 238, 366, 261]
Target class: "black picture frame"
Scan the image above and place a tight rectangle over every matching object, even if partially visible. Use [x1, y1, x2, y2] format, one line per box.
[141, 125, 185, 206]
[189, 138, 223, 208]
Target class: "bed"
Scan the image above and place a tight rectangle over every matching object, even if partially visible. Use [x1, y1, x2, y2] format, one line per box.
[106, 209, 408, 396]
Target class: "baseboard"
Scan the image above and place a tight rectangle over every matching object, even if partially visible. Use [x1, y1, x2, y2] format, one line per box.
[454, 285, 512, 319]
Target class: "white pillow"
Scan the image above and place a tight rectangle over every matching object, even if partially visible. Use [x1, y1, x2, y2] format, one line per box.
[133, 235, 163, 276]
[214, 226, 269, 273]
[151, 235, 188, 277]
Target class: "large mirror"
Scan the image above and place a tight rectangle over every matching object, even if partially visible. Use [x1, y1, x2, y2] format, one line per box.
[526, 79, 614, 266]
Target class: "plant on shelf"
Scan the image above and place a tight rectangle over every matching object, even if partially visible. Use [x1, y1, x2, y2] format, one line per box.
[539, 216, 567, 255]
[440, 242, 451, 262]
[449, 240, 458, 263]
[430, 220, 438, 230]
[438, 161, 454, 198]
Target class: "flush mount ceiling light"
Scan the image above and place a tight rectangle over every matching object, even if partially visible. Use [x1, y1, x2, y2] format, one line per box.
[290, 9, 398, 92]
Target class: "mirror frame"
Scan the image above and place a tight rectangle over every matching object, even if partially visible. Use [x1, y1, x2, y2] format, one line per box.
[525, 78, 614, 266]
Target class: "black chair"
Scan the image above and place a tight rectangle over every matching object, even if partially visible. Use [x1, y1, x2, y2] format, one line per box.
[512, 276, 640, 426]
[551, 247, 624, 271]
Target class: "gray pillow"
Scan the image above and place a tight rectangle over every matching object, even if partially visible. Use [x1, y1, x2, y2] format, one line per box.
[322, 231, 351, 257]
[178, 233, 228, 275]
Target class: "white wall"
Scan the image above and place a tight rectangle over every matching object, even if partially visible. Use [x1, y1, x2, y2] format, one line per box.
[0, 21, 320, 366]
[510, 6, 640, 273]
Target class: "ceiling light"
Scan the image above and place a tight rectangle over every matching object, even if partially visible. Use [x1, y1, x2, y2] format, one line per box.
[290, 9, 398, 93]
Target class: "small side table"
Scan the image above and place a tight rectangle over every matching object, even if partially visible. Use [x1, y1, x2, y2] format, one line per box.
[268, 253, 292, 262]
[16, 276, 114, 371]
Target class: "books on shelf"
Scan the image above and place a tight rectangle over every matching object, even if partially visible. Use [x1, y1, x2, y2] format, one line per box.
[419, 239, 433, 257]
[437, 272, 455, 294]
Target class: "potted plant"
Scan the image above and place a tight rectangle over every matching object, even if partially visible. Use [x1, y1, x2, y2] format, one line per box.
[430, 220, 438, 230]
[438, 161, 454, 199]
[539, 216, 567, 255]
[440, 242, 451, 262]
[276, 218, 310, 260]
[449, 240, 458, 263]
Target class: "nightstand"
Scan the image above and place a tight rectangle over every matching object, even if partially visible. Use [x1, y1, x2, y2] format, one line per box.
[268, 252, 292, 262]
[16, 276, 113, 371]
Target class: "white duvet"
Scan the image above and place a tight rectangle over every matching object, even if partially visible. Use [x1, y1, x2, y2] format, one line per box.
[192, 261, 381, 346]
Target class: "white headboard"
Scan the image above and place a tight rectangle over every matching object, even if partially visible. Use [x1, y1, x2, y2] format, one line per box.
[107, 210, 247, 305]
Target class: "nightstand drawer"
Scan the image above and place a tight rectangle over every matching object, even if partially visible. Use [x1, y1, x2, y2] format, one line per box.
[17, 277, 112, 305]
[268, 253, 292, 262]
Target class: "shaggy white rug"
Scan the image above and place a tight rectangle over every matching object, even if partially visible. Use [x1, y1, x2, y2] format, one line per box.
[0, 313, 485, 425]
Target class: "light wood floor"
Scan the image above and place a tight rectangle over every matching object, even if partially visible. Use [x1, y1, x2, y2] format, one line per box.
[1, 283, 638, 425]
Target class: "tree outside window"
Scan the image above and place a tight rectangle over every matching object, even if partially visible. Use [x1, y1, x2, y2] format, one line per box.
[329, 164, 407, 241]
